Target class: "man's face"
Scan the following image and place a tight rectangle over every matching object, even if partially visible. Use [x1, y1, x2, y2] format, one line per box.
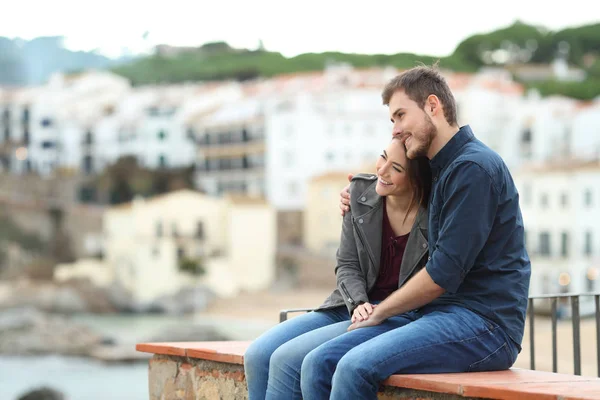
[388, 90, 436, 159]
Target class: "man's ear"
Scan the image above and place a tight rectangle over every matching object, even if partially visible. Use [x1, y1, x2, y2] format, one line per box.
[426, 95, 441, 117]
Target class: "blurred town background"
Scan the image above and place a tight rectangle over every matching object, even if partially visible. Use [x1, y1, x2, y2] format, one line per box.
[0, 2, 599, 399]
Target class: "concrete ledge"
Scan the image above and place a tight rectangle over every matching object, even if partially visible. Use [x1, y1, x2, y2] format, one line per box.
[137, 341, 600, 400]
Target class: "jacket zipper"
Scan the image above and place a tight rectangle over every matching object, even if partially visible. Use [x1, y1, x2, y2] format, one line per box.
[340, 282, 356, 306]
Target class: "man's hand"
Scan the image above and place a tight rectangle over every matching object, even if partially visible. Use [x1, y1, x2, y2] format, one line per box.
[339, 173, 353, 216]
[351, 302, 377, 323]
[348, 312, 384, 331]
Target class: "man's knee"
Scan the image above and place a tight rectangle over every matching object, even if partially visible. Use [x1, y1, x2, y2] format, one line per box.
[333, 350, 373, 386]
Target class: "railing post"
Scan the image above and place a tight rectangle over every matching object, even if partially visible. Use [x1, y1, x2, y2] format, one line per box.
[596, 295, 600, 378]
[529, 298, 535, 370]
[571, 296, 581, 376]
[279, 311, 288, 323]
[551, 297, 558, 373]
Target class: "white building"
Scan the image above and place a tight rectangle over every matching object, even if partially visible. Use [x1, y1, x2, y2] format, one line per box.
[514, 160, 600, 302]
[450, 69, 525, 169]
[86, 83, 242, 175]
[571, 100, 600, 160]
[194, 66, 398, 210]
[102, 189, 276, 304]
[0, 71, 130, 176]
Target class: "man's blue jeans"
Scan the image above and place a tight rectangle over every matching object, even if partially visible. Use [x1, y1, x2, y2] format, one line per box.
[244, 304, 518, 400]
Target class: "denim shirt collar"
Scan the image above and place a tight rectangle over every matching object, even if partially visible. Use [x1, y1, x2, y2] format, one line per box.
[429, 125, 475, 175]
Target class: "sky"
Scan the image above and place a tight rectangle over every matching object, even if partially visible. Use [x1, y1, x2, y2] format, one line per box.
[1, 0, 598, 58]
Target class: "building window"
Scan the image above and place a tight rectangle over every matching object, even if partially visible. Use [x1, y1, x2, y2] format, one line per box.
[196, 222, 204, 239]
[325, 152, 334, 162]
[41, 141, 56, 149]
[201, 133, 210, 146]
[539, 232, 551, 257]
[23, 127, 30, 145]
[158, 130, 167, 140]
[521, 130, 532, 153]
[177, 247, 185, 261]
[158, 155, 167, 168]
[172, 222, 179, 237]
[152, 247, 160, 258]
[584, 189, 593, 207]
[560, 232, 569, 257]
[231, 157, 243, 169]
[156, 221, 163, 237]
[40, 118, 53, 127]
[540, 193, 548, 208]
[186, 127, 195, 141]
[585, 231, 593, 256]
[82, 155, 94, 175]
[84, 130, 94, 145]
[560, 193, 568, 207]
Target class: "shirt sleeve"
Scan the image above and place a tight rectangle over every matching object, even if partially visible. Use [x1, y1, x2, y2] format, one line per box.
[426, 162, 499, 293]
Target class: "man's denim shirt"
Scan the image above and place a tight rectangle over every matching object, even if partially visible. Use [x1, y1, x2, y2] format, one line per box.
[426, 125, 531, 349]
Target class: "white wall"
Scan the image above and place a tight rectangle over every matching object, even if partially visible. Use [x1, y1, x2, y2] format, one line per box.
[515, 166, 600, 296]
[266, 89, 390, 210]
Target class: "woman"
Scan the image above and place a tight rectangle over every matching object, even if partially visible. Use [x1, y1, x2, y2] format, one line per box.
[244, 137, 432, 399]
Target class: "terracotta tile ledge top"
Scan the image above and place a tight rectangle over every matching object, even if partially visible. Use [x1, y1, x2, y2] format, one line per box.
[137, 341, 600, 400]
[136, 341, 251, 365]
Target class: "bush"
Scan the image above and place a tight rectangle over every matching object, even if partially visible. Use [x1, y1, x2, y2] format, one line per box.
[179, 258, 206, 276]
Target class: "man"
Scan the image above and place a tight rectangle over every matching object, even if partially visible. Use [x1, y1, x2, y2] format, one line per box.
[301, 65, 531, 399]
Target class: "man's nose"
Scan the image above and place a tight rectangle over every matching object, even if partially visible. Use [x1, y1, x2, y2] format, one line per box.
[392, 125, 403, 137]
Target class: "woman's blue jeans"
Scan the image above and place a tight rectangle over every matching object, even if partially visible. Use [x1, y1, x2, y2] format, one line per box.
[243, 304, 518, 400]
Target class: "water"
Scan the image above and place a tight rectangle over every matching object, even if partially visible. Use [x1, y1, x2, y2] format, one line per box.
[0, 355, 149, 400]
[0, 313, 273, 400]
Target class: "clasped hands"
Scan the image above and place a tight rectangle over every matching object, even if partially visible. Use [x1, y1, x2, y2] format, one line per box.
[348, 302, 384, 331]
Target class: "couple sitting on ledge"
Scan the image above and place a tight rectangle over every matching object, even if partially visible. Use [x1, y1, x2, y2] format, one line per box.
[243, 65, 531, 400]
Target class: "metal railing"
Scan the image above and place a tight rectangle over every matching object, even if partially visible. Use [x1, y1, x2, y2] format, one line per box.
[528, 293, 600, 377]
[280, 293, 600, 377]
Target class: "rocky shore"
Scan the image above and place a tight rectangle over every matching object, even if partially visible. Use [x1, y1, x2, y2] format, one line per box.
[0, 278, 224, 362]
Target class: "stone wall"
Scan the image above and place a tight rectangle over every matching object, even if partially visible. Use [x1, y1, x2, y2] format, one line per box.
[149, 355, 248, 400]
[147, 354, 485, 400]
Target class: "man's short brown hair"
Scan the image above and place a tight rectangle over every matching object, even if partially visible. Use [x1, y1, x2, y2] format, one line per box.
[382, 64, 458, 126]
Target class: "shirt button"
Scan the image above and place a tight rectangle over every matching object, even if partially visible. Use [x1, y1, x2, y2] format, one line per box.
[433, 176, 438, 182]
[422, 243, 427, 248]
[359, 219, 364, 224]
[428, 256, 431, 261]
[361, 196, 366, 201]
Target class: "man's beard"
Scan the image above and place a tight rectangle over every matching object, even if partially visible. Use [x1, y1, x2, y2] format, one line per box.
[406, 117, 436, 159]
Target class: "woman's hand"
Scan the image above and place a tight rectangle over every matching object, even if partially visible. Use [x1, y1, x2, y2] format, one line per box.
[348, 313, 384, 331]
[351, 302, 377, 323]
